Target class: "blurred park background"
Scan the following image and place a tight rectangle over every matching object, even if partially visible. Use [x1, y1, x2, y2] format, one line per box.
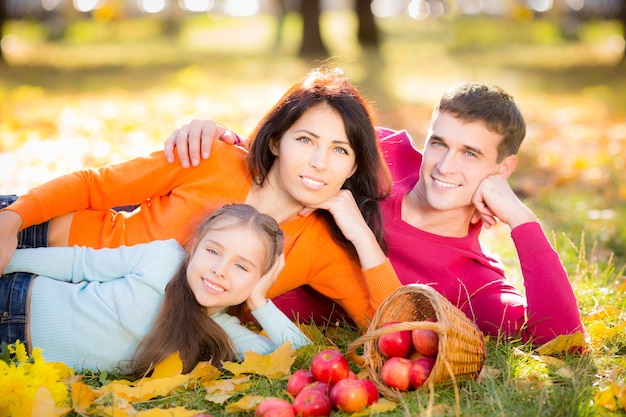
[0, 0, 625, 273]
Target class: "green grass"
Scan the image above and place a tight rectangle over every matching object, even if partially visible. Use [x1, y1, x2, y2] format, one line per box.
[1, 11, 626, 416]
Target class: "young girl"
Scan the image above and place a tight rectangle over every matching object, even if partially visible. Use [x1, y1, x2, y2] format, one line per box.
[0, 203, 311, 374]
[0, 66, 401, 329]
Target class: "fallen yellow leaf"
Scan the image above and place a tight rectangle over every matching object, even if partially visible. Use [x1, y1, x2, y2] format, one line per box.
[71, 380, 101, 415]
[136, 406, 205, 417]
[150, 352, 184, 380]
[101, 374, 192, 402]
[222, 343, 295, 378]
[368, 398, 397, 413]
[32, 386, 72, 417]
[534, 332, 587, 355]
[224, 395, 266, 413]
[204, 376, 251, 404]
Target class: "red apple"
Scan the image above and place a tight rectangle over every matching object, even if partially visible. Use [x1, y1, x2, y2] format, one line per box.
[329, 378, 369, 413]
[310, 349, 350, 385]
[292, 388, 332, 417]
[377, 321, 413, 358]
[410, 357, 436, 389]
[380, 357, 413, 391]
[287, 369, 316, 397]
[255, 398, 295, 417]
[301, 381, 330, 396]
[411, 327, 439, 357]
[360, 378, 379, 405]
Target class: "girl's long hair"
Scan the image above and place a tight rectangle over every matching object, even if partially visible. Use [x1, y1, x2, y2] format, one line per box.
[247, 66, 391, 256]
[127, 204, 284, 378]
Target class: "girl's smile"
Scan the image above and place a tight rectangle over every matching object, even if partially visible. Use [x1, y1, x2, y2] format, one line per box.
[186, 223, 267, 315]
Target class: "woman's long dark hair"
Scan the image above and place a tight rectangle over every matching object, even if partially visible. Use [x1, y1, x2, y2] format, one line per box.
[127, 204, 284, 378]
[247, 66, 391, 256]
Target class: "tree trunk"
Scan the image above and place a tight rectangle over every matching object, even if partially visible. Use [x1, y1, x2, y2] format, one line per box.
[0, 0, 7, 64]
[298, 0, 328, 58]
[355, 0, 379, 49]
[618, 0, 626, 66]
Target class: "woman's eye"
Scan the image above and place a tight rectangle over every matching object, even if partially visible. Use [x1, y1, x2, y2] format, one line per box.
[334, 147, 349, 155]
[297, 136, 312, 144]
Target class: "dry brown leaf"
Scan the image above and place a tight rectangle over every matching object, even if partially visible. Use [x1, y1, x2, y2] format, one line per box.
[477, 366, 502, 381]
[204, 376, 251, 404]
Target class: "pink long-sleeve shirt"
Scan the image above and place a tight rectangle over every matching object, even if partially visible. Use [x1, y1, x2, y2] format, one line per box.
[378, 127, 584, 344]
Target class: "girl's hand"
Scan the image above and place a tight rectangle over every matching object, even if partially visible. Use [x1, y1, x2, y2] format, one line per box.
[163, 119, 246, 168]
[303, 190, 386, 269]
[246, 253, 285, 311]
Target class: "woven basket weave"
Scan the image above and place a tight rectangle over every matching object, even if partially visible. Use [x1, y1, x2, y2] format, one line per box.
[347, 284, 487, 400]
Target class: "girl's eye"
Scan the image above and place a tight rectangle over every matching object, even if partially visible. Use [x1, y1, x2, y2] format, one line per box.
[235, 263, 249, 272]
[206, 248, 219, 256]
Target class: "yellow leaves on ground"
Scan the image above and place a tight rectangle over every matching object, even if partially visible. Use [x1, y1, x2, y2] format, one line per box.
[595, 382, 626, 412]
[222, 343, 295, 378]
[8, 344, 295, 417]
[204, 375, 252, 404]
[224, 395, 266, 413]
[534, 332, 588, 355]
[99, 352, 220, 403]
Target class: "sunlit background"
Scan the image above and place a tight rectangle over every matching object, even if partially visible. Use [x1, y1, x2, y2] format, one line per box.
[1, 0, 625, 260]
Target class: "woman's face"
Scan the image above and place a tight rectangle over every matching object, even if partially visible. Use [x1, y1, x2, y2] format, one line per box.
[268, 104, 357, 207]
[186, 223, 266, 316]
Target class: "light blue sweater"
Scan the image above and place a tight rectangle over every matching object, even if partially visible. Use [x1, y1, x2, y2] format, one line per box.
[5, 239, 311, 372]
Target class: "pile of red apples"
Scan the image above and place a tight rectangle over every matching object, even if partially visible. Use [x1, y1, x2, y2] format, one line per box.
[377, 319, 440, 392]
[254, 348, 379, 417]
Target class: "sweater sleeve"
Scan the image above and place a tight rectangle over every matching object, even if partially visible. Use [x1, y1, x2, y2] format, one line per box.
[5, 146, 221, 231]
[4, 240, 184, 286]
[212, 311, 278, 358]
[251, 300, 312, 349]
[511, 222, 584, 344]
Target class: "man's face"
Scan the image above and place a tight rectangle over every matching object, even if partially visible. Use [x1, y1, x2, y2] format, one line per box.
[418, 112, 506, 213]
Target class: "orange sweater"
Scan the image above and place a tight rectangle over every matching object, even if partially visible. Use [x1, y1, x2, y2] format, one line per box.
[7, 141, 400, 328]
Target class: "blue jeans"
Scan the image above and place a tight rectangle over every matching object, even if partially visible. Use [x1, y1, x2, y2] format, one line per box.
[0, 272, 35, 350]
[0, 195, 49, 248]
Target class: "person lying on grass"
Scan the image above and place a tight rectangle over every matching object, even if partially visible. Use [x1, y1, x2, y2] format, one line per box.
[163, 82, 585, 347]
[0, 203, 311, 375]
[0, 66, 401, 330]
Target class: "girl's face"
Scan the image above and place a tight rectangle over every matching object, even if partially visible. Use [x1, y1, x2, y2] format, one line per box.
[186, 223, 267, 316]
[268, 104, 357, 208]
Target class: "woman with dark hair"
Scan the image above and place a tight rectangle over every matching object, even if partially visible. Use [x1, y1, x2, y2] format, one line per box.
[1, 204, 311, 374]
[0, 66, 401, 330]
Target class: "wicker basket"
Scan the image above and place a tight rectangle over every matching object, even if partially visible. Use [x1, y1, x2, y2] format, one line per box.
[347, 284, 487, 400]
